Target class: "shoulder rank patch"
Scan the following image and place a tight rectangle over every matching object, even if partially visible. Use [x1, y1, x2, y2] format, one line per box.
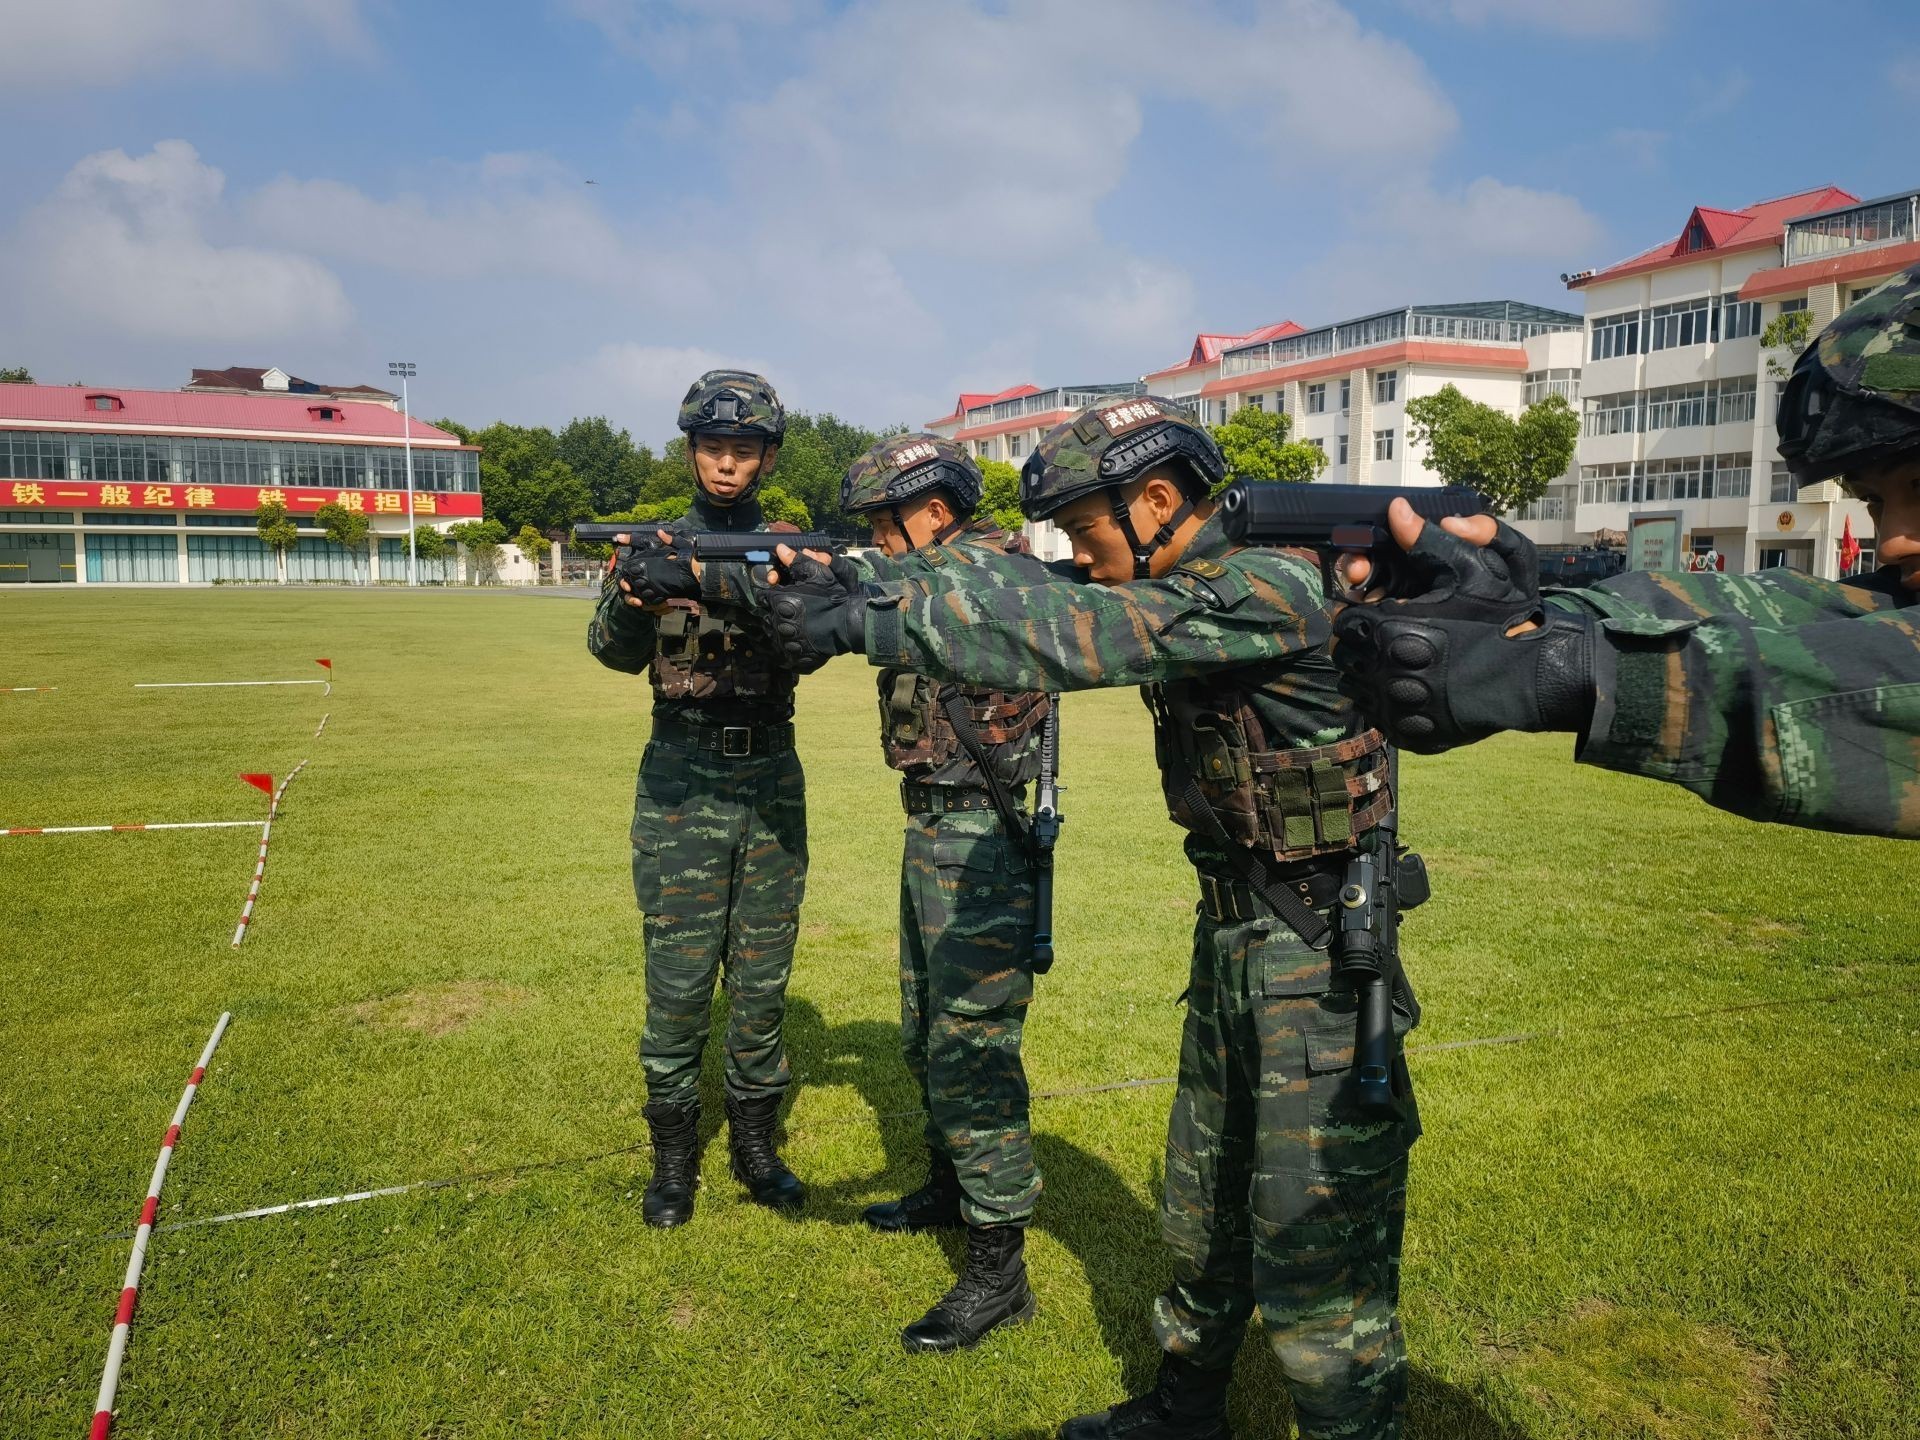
[1170, 556, 1250, 610]
[921, 547, 949, 567]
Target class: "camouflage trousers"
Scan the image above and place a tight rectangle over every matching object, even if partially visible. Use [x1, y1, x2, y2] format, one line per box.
[1152, 888, 1420, 1440]
[898, 806, 1040, 1227]
[630, 734, 807, 1106]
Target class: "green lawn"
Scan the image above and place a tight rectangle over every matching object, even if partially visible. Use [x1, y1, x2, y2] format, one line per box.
[1, 587, 1914, 1440]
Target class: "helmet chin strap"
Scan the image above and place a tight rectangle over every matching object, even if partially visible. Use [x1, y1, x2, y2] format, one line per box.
[894, 503, 968, 552]
[1109, 487, 1194, 580]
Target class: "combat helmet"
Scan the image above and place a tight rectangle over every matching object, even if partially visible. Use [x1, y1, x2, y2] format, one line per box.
[1778, 263, 1920, 483]
[677, 370, 786, 443]
[842, 433, 982, 546]
[1020, 395, 1225, 577]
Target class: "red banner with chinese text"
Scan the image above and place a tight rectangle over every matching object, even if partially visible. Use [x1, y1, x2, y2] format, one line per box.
[2, 480, 484, 519]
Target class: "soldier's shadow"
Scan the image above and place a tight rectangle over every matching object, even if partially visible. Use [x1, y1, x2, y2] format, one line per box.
[780, 995, 1168, 1390]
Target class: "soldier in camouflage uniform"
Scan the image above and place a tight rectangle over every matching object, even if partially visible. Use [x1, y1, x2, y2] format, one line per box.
[1332, 265, 1920, 838]
[588, 370, 817, 1228]
[836, 433, 1056, 1353]
[761, 399, 1421, 1440]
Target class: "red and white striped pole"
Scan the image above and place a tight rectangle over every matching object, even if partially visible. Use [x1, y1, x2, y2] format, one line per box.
[231, 761, 307, 947]
[90, 1012, 231, 1440]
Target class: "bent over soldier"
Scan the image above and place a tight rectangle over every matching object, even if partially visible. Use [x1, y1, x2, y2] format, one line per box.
[839, 434, 1054, 1353]
[588, 370, 818, 1228]
[761, 399, 1422, 1440]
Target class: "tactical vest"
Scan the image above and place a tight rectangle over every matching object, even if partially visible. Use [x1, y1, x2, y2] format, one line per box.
[1144, 675, 1389, 862]
[877, 669, 1050, 778]
[649, 599, 794, 706]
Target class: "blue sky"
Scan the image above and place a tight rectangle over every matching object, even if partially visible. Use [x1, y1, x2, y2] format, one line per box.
[2, 0, 1917, 445]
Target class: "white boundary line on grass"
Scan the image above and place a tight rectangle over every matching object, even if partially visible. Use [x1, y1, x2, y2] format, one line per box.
[91, 1012, 231, 1440]
[2, 821, 263, 837]
[3, 685, 58, 693]
[136, 680, 333, 697]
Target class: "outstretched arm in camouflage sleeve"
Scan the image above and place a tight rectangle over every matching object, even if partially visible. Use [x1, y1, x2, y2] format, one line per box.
[857, 527, 1333, 694]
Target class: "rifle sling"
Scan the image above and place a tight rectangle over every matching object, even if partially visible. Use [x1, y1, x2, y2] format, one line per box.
[1178, 776, 1333, 950]
[941, 695, 1034, 856]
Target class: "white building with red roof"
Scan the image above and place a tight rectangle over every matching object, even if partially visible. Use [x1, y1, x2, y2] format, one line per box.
[1563, 184, 1897, 578]
[0, 379, 481, 585]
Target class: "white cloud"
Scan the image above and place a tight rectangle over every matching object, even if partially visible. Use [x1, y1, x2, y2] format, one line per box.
[7, 141, 350, 342]
[1407, 0, 1664, 38]
[1045, 256, 1197, 359]
[1393, 177, 1604, 260]
[555, 0, 817, 70]
[0, 0, 371, 87]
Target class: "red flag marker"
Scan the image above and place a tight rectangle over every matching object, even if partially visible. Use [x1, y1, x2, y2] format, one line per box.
[315, 658, 332, 671]
[239, 773, 274, 798]
[1839, 516, 1861, 575]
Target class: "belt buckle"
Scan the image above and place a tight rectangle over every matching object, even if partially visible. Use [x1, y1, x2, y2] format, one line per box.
[1201, 874, 1222, 920]
[721, 726, 752, 758]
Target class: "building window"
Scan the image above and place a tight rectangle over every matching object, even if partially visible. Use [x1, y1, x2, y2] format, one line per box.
[1007, 433, 1025, 458]
[87, 394, 123, 412]
[1305, 383, 1326, 415]
[1770, 461, 1795, 503]
[1305, 437, 1325, 454]
[1778, 297, 1808, 315]
[1246, 392, 1264, 411]
[1523, 368, 1581, 405]
[1649, 296, 1713, 350]
[1339, 379, 1351, 413]
[1713, 453, 1752, 498]
[1590, 308, 1643, 360]
[1719, 298, 1762, 341]
[1373, 370, 1398, 404]
[1337, 434, 1348, 465]
[1273, 390, 1286, 416]
[1851, 285, 1878, 305]
[1216, 400, 1229, 424]
[1583, 392, 1640, 436]
[1373, 428, 1395, 461]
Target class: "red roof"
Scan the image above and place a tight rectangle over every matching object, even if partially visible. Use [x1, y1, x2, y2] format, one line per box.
[1740, 239, 1920, 301]
[1570, 186, 1859, 288]
[1146, 320, 1304, 379]
[0, 383, 465, 445]
[926, 382, 1042, 428]
[1196, 338, 1528, 398]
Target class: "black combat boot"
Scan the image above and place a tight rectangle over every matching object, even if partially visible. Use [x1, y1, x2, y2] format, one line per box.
[723, 1090, 806, 1212]
[900, 1223, 1036, 1353]
[1056, 1356, 1234, 1439]
[640, 1098, 700, 1229]
[864, 1150, 963, 1234]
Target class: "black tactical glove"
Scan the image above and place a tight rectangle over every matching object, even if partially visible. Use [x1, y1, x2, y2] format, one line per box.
[617, 543, 699, 606]
[1333, 517, 1595, 752]
[763, 552, 868, 665]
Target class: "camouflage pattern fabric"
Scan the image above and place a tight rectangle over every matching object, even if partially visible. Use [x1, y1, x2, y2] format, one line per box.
[677, 369, 786, 440]
[1780, 262, 1920, 479]
[898, 806, 1039, 1227]
[1017, 395, 1224, 519]
[842, 432, 983, 516]
[855, 508, 1416, 1429]
[629, 735, 807, 1103]
[1155, 897, 1415, 1439]
[1556, 565, 1920, 836]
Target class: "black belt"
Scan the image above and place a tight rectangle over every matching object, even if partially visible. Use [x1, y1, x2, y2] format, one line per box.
[652, 713, 795, 758]
[901, 780, 1026, 816]
[1197, 865, 1344, 924]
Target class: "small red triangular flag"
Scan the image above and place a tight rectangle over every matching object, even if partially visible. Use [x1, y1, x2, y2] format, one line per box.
[315, 658, 333, 670]
[240, 773, 275, 797]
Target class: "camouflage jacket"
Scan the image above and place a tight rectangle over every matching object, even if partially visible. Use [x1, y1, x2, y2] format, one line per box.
[586, 493, 823, 722]
[863, 511, 1372, 868]
[859, 519, 1053, 792]
[1552, 566, 1919, 836]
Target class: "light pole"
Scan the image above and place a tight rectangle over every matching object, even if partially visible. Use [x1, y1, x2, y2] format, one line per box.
[388, 362, 419, 586]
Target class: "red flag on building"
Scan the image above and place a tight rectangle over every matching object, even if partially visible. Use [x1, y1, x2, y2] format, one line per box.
[1839, 517, 1861, 574]
[315, 658, 333, 670]
[239, 773, 274, 797]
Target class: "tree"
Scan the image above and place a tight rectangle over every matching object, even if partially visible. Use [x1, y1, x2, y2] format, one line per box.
[977, 458, 1024, 532]
[558, 415, 654, 514]
[514, 523, 551, 582]
[450, 518, 507, 584]
[314, 501, 371, 579]
[0, 366, 32, 384]
[1402, 385, 1579, 514]
[758, 485, 812, 528]
[1761, 309, 1816, 380]
[1209, 405, 1328, 487]
[410, 525, 449, 562]
[255, 498, 297, 581]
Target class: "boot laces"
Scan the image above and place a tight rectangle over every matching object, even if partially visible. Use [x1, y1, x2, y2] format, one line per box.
[941, 1229, 1010, 1310]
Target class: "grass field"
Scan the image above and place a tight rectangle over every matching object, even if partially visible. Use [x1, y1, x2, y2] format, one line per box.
[1, 586, 1915, 1440]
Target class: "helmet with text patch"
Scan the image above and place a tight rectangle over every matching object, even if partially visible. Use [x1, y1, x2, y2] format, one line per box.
[1778, 263, 1920, 484]
[1020, 396, 1224, 576]
[841, 433, 983, 518]
[676, 369, 786, 442]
